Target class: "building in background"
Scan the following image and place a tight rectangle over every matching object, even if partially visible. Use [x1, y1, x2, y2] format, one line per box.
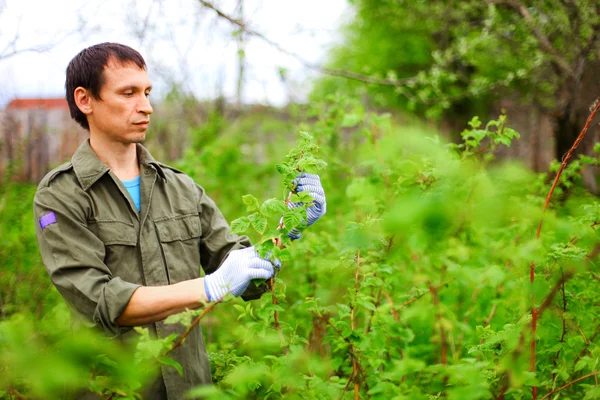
[0, 98, 87, 183]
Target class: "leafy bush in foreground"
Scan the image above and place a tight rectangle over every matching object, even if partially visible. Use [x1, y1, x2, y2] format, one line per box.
[2, 99, 600, 399]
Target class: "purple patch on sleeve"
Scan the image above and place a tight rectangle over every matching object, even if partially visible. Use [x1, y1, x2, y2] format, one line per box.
[40, 212, 57, 230]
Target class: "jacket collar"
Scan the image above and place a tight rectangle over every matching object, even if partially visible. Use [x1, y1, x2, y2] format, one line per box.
[71, 139, 166, 191]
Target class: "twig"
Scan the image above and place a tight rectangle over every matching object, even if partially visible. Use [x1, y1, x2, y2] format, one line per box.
[398, 279, 455, 310]
[351, 249, 361, 399]
[536, 99, 600, 237]
[197, 0, 417, 89]
[541, 371, 600, 400]
[271, 275, 288, 354]
[310, 311, 367, 381]
[567, 317, 590, 346]
[429, 282, 447, 365]
[529, 99, 600, 399]
[167, 301, 220, 354]
[339, 374, 354, 400]
[382, 291, 399, 321]
[8, 388, 26, 400]
[552, 268, 568, 382]
[537, 270, 575, 317]
[487, 0, 574, 77]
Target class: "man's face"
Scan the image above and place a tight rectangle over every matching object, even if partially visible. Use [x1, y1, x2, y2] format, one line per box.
[87, 60, 153, 144]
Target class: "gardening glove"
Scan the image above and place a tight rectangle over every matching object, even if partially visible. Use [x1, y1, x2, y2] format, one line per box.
[287, 173, 327, 240]
[204, 246, 277, 302]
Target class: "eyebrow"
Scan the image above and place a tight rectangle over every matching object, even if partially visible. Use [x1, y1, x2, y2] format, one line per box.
[117, 85, 153, 92]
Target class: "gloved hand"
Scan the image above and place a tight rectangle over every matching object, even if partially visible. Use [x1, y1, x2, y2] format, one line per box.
[287, 173, 327, 240]
[204, 246, 276, 302]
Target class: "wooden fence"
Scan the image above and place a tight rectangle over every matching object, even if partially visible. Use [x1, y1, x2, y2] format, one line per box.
[0, 108, 88, 185]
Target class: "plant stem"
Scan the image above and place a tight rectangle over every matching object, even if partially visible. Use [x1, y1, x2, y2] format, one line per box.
[167, 301, 220, 354]
[350, 249, 361, 397]
[530, 99, 600, 400]
[541, 371, 600, 400]
[270, 275, 287, 354]
[8, 388, 26, 400]
[530, 261, 537, 400]
[398, 279, 455, 310]
[429, 281, 447, 365]
[551, 268, 568, 382]
[536, 99, 600, 237]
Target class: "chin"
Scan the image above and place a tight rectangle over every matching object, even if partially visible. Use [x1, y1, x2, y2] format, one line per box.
[131, 134, 146, 144]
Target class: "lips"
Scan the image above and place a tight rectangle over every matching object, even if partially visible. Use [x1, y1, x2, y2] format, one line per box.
[134, 121, 150, 129]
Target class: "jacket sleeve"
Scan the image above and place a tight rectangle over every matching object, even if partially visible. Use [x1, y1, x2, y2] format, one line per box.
[195, 184, 269, 301]
[33, 187, 141, 336]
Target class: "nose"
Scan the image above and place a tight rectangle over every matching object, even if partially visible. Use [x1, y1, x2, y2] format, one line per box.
[137, 94, 153, 115]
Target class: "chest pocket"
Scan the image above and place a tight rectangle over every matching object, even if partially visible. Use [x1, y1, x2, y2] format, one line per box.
[90, 220, 142, 284]
[154, 214, 202, 283]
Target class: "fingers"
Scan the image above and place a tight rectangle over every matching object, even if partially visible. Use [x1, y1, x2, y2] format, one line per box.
[296, 184, 325, 196]
[264, 250, 282, 269]
[293, 173, 321, 189]
[247, 259, 274, 280]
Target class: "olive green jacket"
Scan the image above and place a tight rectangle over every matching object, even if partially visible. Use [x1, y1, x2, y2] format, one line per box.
[34, 139, 267, 399]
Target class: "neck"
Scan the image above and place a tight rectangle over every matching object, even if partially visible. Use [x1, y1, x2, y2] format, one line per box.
[89, 133, 140, 181]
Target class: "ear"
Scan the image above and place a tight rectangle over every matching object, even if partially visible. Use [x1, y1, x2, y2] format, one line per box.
[74, 87, 93, 115]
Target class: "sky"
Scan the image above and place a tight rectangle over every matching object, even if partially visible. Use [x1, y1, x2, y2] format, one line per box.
[0, 0, 350, 108]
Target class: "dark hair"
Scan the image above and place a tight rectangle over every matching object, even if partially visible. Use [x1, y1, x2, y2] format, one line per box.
[65, 42, 146, 130]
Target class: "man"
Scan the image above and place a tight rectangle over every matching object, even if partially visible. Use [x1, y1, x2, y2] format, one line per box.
[33, 42, 326, 399]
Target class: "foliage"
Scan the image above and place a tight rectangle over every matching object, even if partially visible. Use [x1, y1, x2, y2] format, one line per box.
[2, 98, 600, 399]
[314, 1, 600, 125]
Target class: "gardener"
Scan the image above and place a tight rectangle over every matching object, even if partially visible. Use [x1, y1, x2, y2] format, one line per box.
[33, 42, 326, 399]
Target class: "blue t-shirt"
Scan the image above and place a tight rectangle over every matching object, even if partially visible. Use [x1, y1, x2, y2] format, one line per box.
[122, 175, 141, 212]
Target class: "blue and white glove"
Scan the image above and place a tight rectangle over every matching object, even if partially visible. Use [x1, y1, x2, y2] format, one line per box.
[204, 246, 276, 302]
[287, 173, 327, 240]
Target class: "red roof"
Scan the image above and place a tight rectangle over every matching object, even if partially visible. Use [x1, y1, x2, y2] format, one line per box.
[7, 98, 68, 110]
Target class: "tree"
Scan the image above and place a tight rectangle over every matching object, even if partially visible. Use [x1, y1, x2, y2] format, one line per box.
[314, 0, 600, 161]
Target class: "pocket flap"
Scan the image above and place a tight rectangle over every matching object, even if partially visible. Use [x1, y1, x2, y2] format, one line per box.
[91, 221, 137, 246]
[155, 214, 201, 243]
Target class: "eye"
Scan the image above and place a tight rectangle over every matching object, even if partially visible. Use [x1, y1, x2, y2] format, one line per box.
[123, 92, 134, 97]
[145, 92, 150, 98]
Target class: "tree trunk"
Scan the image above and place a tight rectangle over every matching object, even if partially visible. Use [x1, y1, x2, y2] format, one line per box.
[554, 103, 581, 163]
[553, 101, 599, 194]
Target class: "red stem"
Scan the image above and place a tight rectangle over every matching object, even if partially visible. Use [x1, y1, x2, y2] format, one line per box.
[530, 100, 600, 400]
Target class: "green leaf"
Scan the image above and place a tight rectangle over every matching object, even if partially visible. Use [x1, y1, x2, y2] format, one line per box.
[249, 213, 268, 234]
[283, 209, 303, 229]
[233, 304, 246, 313]
[259, 198, 287, 217]
[242, 194, 260, 212]
[230, 216, 251, 234]
[276, 163, 295, 176]
[158, 356, 183, 376]
[278, 248, 292, 262]
[341, 113, 362, 127]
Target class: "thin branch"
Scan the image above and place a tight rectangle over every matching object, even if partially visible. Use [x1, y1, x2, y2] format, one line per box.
[551, 268, 568, 382]
[350, 249, 361, 398]
[339, 374, 354, 400]
[167, 301, 220, 354]
[487, 0, 574, 77]
[382, 291, 399, 321]
[536, 99, 600, 237]
[537, 270, 575, 317]
[541, 371, 600, 400]
[270, 275, 287, 355]
[197, 0, 417, 88]
[530, 261, 538, 400]
[310, 310, 367, 382]
[398, 279, 456, 310]
[429, 281, 447, 365]
[8, 388, 26, 400]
